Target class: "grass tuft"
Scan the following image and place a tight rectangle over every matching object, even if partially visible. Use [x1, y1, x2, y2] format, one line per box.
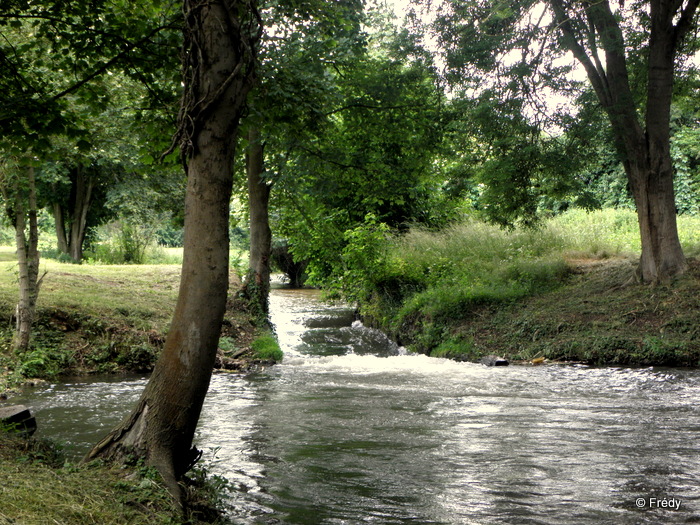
[251, 331, 283, 362]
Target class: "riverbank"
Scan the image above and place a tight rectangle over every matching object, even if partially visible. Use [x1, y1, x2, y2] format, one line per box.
[373, 255, 700, 366]
[0, 257, 280, 397]
[0, 257, 278, 524]
[0, 432, 232, 524]
[339, 210, 700, 368]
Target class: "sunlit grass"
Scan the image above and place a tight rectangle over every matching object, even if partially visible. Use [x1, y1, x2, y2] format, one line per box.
[547, 208, 700, 258]
[0, 259, 181, 333]
[368, 208, 700, 353]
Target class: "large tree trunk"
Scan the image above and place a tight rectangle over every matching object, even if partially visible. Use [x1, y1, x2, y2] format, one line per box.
[85, 0, 260, 506]
[243, 126, 272, 316]
[14, 166, 45, 353]
[630, 0, 690, 282]
[548, 0, 695, 283]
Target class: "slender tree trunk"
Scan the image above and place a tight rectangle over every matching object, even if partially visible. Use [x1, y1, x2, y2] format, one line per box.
[85, 0, 260, 507]
[244, 126, 272, 315]
[52, 166, 94, 262]
[52, 201, 69, 255]
[14, 166, 45, 353]
[68, 166, 94, 262]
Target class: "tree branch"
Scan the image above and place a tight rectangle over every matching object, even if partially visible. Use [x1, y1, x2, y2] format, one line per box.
[547, 0, 612, 107]
[673, 0, 700, 45]
[50, 24, 174, 102]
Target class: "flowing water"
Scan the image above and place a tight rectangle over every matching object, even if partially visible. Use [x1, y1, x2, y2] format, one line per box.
[9, 286, 700, 524]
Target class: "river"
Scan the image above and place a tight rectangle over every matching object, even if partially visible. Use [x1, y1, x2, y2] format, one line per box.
[11, 287, 700, 524]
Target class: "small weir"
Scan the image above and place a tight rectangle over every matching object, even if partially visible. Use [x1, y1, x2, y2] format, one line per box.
[11, 286, 700, 524]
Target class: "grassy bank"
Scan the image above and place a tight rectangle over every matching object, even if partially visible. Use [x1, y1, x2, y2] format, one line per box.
[352, 209, 700, 366]
[0, 249, 279, 524]
[0, 248, 280, 395]
[0, 434, 231, 524]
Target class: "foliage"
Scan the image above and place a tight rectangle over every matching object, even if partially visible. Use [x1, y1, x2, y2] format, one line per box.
[15, 344, 73, 379]
[430, 337, 479, 361]
[441, 92, 594, 227]
[322, 214, 392, 302]
[416, 0, 700, 272]
[0, 0, 183, 265]
[270, 10, 451, 287]
[348, 208, 700, 355]
[218, 336, 237, 354]
[0, 0, 181, 153]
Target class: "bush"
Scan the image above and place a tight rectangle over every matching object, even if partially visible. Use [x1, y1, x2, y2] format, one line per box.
[16, 345, 73, 379]
[115, 344, 157, 373]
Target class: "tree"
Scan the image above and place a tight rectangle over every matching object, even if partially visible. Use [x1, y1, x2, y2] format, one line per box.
[271, 14, 446, 289]
[242, 126, 272, 315]
[86, 0, 261, 507]
[238, 0, 365, 305]
[431, 0, 699, 283]
[0, 0, 181, 352]
[550, 0, 699, 282]
[0, 160, 46, 353]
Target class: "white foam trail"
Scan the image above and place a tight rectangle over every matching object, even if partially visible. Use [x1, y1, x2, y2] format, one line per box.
[285, 352, 482, 376]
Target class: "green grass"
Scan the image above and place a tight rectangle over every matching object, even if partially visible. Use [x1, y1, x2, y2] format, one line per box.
[0, 434, 231, 524]
[0, 436, 175, 525]
[355, 208, 700, 364]
[374, 217, 573, 345]
[458, 257, 700, 366]
[0, 260, 182, 392]
[251, 331, 283, 362]
[0, 252, 264, 393]
[0, 252, 180, 329]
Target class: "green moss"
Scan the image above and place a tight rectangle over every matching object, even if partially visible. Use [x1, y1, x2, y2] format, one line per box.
[251, 332, 283, 362]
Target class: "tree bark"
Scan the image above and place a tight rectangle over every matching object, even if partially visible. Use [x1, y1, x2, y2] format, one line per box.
[85, 0, 260, 507]
[243, 126, 272, 315]
[53, 165, 95, 262]
[14, 166, 45, 353]
[52, 201, 69, 255]
[548, 0, 694, 283]
[68, 166, 94, 262]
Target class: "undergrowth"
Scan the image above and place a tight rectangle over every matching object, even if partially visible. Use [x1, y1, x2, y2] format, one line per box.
[0, 434, 232, 524]
[339, 208, 700, 360]
[251, 331, 283, 362]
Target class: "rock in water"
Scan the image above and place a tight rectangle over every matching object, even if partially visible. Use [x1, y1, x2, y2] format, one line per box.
[480, 355, 509, 367]
[0, 405, 37, 436]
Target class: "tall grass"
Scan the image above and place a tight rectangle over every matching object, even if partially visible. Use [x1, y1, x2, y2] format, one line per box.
[548, 208, 700, 257]
[358, 208, 700, 352]
[382, 220, 570, 330]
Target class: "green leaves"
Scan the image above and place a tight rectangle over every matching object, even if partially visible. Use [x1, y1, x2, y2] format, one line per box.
[0, 0, 181, 148]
